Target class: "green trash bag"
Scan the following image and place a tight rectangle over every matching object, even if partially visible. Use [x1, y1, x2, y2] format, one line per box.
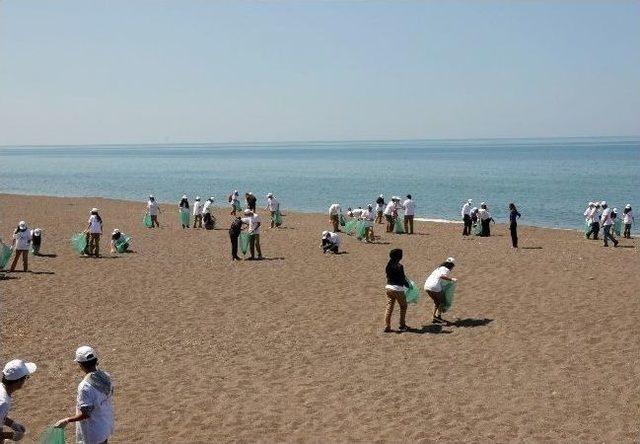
[143, 213, 153, 228]
[0, 244, 12, 269]
[234, 201, 243, 212]
[272, 210, 283, 226]
[473, 222, 482, 236]
[440, 280, 457, 313]
[40, 427, 65, 444]
[339, 213, 346, 227]
[115, 235, 131, 253]
[613, 218, 622, 236]
[239, 232, 251, 256]
[343, 219, 357, 234]
[356, 220, 368, 240]
[393, 218, 404, 234]
[405, 280, 420, 304]
[179, 210, 190, 226]
[583, 221, 590, 235]
[70, 233, 87, 254]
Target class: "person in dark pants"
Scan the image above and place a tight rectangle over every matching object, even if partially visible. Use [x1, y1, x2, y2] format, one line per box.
[461, 199, 472, 236]
[508, 203, 521, 248]
[600, 201, 618, 247]
[245, 192, 257, 211]
[229, 217, 242, 261]
[478, 202, 494, 237]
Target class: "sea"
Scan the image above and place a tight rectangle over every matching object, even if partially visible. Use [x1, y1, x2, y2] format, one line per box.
[1, 137, 638, 231]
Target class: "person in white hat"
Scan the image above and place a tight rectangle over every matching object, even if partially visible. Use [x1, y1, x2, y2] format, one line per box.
[361, 204, 376, 242]
[229, 190, 241, 216]
[320, 230, 341, 254]
[477, 202, 494, 237]
[461, 199, 473, 236]
[623, 204, 634, 239]
[382, 198, 399, 233]
[9, 221, 32, 272]
[328, 203, 342, 232]
[245, 192, 257, 212]
[192, 196, 203, 229]
[86, 209, 103, 257]
[30, 228, 43, 256]
[109, 229, 130, 254]
[402, 194, 416, 234]
[54, 346, 114, 444]
[178, 195, 190, 229]
[599, 201, 618, 247]
[375, 194, 385, 224]
[146, 195, 161, 228]
[584, 201, 599, 240]
[202, 197, 216, 230]
[1, 359, 36, 442]
[424, 257, 458, 324]
[265, 193, 281, 228]
[241, 209, 263, 260]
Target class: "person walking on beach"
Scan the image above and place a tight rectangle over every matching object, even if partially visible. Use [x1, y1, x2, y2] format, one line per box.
[383, 198, 398, 233]
[478, 202, 494, 237]
[584, 202, 599, 240]
[179, 195, 190, 229]
[229, 217, 243, 261]
[321, 230, 341, 254]
[54, 346, 115, 444]
[147, 195, 161, 228]
[424, 258, 457, 324]
[600, 201, 618, 247]
[461, 199, 473, 236]
[1, 359, 37, 442]
[623, 204, 634, 239]
[384, 248, 411, 333]
[246, 192, 257, 212]
[329, 203, 341, 232]
[9, 221, 31, 272]
[229, 190, 241, 215]
[402, 194, 416, 234]
[30, 228, 42, 256]
[86, 209, 103, 257]
[266, 193, 280, 228]
[509, 203, 521, 248]
[192, 197, 203, 228]
[362, 204, 376, 242]
[375, 195, 385, 224]
[241, 209, 263, 260]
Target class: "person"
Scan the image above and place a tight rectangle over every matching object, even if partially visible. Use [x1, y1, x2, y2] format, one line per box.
[509, 203, 521, 248]
[383, 198, 398, 233]
[30, 228, 42, 255]
[9, 221, 31, 272]
[146, 195, 161, 228]
[192, 196, 203, 229]
[109, 229, 129, 254]
[402, 194, 416, 234]
[478, 202, 494, 237]
[202, 197, 215, 230]
[328, 203, 341, 232]
[54, 346, 114, 444]
[1, 359, 36, 443]
[461, 199, 473, 236]
[623, 204, 634, 239]
[265, 193, 281, 228]
[600, 201, 618, 247]
[375, 195, 385, 224]
[229, 190, 240, 215]
[585, 202, 599, 240]
[321, 230, 341, 254]
[424, 258, 457, 324]
[87, 209, 103, 257]
[384, 248, 411, 333]
[361, 204, 376, 243]
[229, 217, 243, 261]
[347, 207, 365, 218]
[245, 192, 257, 212]
[241, 210, 263, 260]
[178, 195, 190, 229]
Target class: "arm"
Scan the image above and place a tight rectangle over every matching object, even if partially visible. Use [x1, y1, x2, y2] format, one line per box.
[54, 409, 90, 428]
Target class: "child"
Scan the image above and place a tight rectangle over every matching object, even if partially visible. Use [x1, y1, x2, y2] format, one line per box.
[623, 204, 634, 239]
[30, 228, 42, 255]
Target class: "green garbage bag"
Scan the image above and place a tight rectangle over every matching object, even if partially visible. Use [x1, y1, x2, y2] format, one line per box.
[473, 222, 482, 236]
[583, 221, 590, 235]
[234, 201, 243, 212]
[239, 232, 251, 256]
[115, 234, 131, 253]
[343, 219, 357, 234]
[272, 210, 283, 226]
[440, 280, 457, 313]
[179, 210, 190, 226]
[356, 220, 367, 240]
[405, 280, 420, 304]
[613, 218, 622, 236]
[70, 233, 87, 254]
[0, 244, 12, 269]
[339, 214, 346, 227]
[393, 218, 404, 234]
[40, 427, 65, 444]
[143, 213, 153, 228]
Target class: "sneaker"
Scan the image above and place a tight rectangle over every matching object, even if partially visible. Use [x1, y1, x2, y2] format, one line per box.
[399, 325, 410, 332]
[383, 326, 392, 333]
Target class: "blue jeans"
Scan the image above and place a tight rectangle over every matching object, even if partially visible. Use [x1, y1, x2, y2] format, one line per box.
[603, 224, 617, 246]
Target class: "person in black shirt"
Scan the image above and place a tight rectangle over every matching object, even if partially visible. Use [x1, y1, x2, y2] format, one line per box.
[229, 217, 243, 261]
[509, 203, 521, 248]
[245, 192, 257, 211]
[375, 194, 385, 224]
[384, 248, 411, 333]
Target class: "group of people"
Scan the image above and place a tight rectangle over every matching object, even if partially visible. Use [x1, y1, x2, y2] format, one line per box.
[0, 222, 42, 273]
[174, 195, 216, 230]
[1, 346, 114, 444]
[583, 201, 634, 247]
[461, 200, 522, 247]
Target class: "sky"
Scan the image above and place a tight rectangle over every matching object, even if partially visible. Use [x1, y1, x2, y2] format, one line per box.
[0, 0, 639, 146]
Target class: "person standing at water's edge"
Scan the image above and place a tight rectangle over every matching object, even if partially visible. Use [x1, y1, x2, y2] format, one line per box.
[179, 195, 190, 229]
[87, 209, 103, 257]
[9, 221, 31, 272]
[192, 196, 203, 229]
[461, 199, 472, 236]
[509, 203, 521, 248]
[600, 201, 618, 247]
[246, 192, 257, 212]
[403, 194, 416, 234]
[384, 248, 411, 333]
[1, 359, 37, 442]
[478, 202, 494, 237]
[584, 202, 598, 240]
[424, 258, 457, 324]
[241, 209, 263, 260]
[623, 204, 634, 239]
[147, 195, 161, 228]
[328, 203, 341, 232]
[375, 194, 385, 224]
[266, 193, 280, 228]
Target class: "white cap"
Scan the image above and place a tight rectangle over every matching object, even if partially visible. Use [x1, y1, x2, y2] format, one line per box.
[33, 228, 42, 235]
[600, 201, 606, 206]
[446, 257, 455, 264]
[112, 228, 120, 234]
[182, 195, 187, 199]
[267, 193, 273, 197]
[90, 208, 99, 213]
[613, 208, 618, 213]
[626, 204, 632, 209]
[589, 202, 595, 206]
[18, 221, 27, 229]
[243, 209, 252, 215]
[209, 196, 214, 201]
[248, 191, 253, 195]
[149, 195, 154, 199]
[322, 230, 330, 238]
[233, 190, 238, 194]
[379, 194, 384, 198]
[480, 202, 486, 206]
[195, 196, 200, 200]
[74, 346, 98, 363]
[2, 359, 37, 381]
[467, 199, 472, 203]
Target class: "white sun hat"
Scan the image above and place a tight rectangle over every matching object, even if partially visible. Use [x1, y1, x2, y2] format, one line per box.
[195, 196, 201, 200]
[112, 228, 120, 235]
[90, 208, 99, 213]
[74, 346, 98, 363]
[467, 199, 472, 203]
[33, 228, 42, 235]
[243, 209, 252, 215]
[18, 221, 27, 229]
[446, 257, 455, 263]
[267, 193, 273, 197]
[626, 204, 631, 209]
[2, 359, 37, 381]
[322, 230, 330, 238]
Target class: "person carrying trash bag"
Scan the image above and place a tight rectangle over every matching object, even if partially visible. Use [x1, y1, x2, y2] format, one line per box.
[375, 194, 385, 224]
[9, 221, 32, 272]
[229, 190, 241, 215]
[110, 229, 131, 254]
[1, 358, 37, 443]
[241, 209, 263, 260]
[30, 228, 43, 255]
[229, 217, 243, 261]
[266, 193, 282, 228]
[202, 197, 216, 230]
[321, 230, 341, 254]
[623, 204, 634, 239]
[146, 195, 161, 228]
[383, 197, 400, 233]
[477, 202, 494, 237]
[86, 208, 103, 257]
[245, 192, 257, 211]
[612, 208, 622, 237]
[361, 204, 375, 243]
[424, 257, 458, 325]
[178, 195, 190, 229]
[383, 248, 411, 333]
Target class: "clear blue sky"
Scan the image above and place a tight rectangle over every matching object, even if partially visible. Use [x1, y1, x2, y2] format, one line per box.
[1, 1, 639, 145]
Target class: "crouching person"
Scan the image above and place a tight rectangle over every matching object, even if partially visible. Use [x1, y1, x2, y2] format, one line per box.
[321, 231, 341, 254]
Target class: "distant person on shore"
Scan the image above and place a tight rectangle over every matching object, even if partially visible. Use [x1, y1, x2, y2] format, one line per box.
[246, 192, 257, 212]
[375, 195, 385, 224]
[584, 202, 599, 240]
[30, 228, 42, 256]
[147, 195, 161, 228]
[203, 197, 215, 230]
[110, 229, 129, 254]
[179, 195, 190, 229]
[9, 221, 32, 272]
[383, 198, 399, 233]
[384, 248, 410, 333]
[192, 196, 203, 228]
[402, 194, 416, 234]
[54, 346, 115, 444]
[241, 209, 263, 260]
[266, 193, 281, 228]
[623, 204, 634, 239]
[424, 257, 457, 324]
[229, 190, 240, 215]
[600, 201, 618, 247]
[229, 217, 243, 261]
[347, 207, 365, 218]
[461, 199, 473, 236]
[478, 203, 494, 237]
[321, 230, 341, 254]
[329, 203, 341, 232]
[362, 204, 376, 242]
[508, 203, 521, 248]
[86, 209, 103, 257]
[1, 359, 37, 443]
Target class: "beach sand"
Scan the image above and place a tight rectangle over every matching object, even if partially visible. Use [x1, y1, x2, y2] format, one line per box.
[1, 193, 639, 442]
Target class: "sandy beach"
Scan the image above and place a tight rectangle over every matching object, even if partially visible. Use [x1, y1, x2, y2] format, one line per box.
[1, 193, 639, 443]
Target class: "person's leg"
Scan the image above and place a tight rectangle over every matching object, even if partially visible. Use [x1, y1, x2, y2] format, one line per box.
[593, 223, 599, 240]
[270, 211, 275, 229]
[230, 234, 239, 259]
[386, 215, 392, 232]
[427, 290, 442, 320]
[398, 293, 408, 328]
[255, 234, 262, 258]
[9, 250, 20, 271]
[22, 250, 28, 271]
[409, 216, 414, 234]
[624, 223, 631, 238]
[510, 224, 518, 248]
[404, 216, 409, 233]
[603, 225, 611, 246]
[94, 234, 100, 256]
[249, 234, 256, 258]
[330, 244, 339, 253]
[384, 290, 395, 330]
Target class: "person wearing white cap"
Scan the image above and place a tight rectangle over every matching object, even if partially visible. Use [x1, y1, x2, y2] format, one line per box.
[320, 230, 341, 254]
[245, 192, 257, 212]
[192, 196, 204, 229]
[1, 359, 36, 442]
[86, 208, 103, 257]
[241, 209, 263, 260]
[30, 228, 43, 256]
[54, 346, 114, 444]
[383, 198, 399, 233]
[424, 257, 457, 324]
[600, 201, 618, 247]
[584, 202, 599, 240]
[146, 195, 161, 228]
[375, 194, 385, 224]
[623, 204, 634, 239]
[461, 199, 473, 236]
[178, 195, 190, 229]
[477, 202, 494, 237]
[202, 197, 216, 230]
[229, 190, 241, 216]
[402, 194, 416, 234]
[8, 221, 32, 272]
[109, 229, 129, 254]
[361, 204, 376, 242]
[265, 193, 281, 228]
[328, 203, 341, 232]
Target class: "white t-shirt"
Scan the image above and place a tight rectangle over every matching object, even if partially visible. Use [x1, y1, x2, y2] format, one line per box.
[325, 232, 340, 246]
[623, 210, 633, 224]
[192, 201, 203, 216]
[478, 209, 491, 221]
[424, 266, 450, 292]
[88, 215, 102, 234]
[202, 200, 214, 214]
[403, 199, 416, 216]
[585, 207, 597, 223]
[601, 208, 613, 226]
[76, 375, 114, 444]
[0, 383, 10, 426]
[13, 229, 32, 250]
[461, 203, 471, 217]
[383, 202, 396, 216]
[266, 198, 280, 212]
[329, 204, 341, 216]
[349, 209, 365, 218]
[362, 209, 375, 221]
[147, 201, 159, 216]
[242, 214, 262, 234]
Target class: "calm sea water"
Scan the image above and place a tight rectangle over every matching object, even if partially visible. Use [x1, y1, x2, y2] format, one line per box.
[1, 138, 638, 230]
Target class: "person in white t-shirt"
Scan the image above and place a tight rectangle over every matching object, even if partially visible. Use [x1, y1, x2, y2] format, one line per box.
[477, 203, 494, 237]
[424, 257, 457, 324]
[229, 190, 241, 216]
[86, 209, 103, 257]
[347, 207, 365, 218]
[241, 210, 263, 260]
[383, 199, 399, 233]
[328, 203, 341, 232]
[584, 202, 599, 239]
[202, 197, 216, 230]
[600, 201, 618, 247]
[321, 231, 341, 254]
[622, 204, 634, 239]
[9, 221, 32, 272]
[146, 195, 161, 228]
[375, 195, 385, 224]
[402, 194, 416, 234]
[192, 196, 204, 229]
[361, 204, 376, 243]
[1, 359, 37, 442]
[461, 199, 473, 236]
[55, 346, 114, 444]
[265, 193, 281, 228]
